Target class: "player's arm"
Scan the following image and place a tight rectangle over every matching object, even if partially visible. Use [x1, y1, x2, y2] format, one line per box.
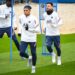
[51, 13, 63, 28]
[0, 14, 6, 18]
[51, 18, 62, 28]
[0, 5, 9, 19]
[42, 13, 46, 33]
[12, 9, 17, 30]
[18, 16, 22, 36]
[28, 25, 40, 33]
[28, 17, 40, 33]
[28, 24, 40, 33]
[0, 10, 7, 19]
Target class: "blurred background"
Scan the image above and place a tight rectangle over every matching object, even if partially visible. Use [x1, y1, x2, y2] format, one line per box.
[0, 0, 75, 34]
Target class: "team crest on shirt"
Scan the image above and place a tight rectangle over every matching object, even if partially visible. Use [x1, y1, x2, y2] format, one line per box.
[23, 23, 26, 27]
[51, 16, 53, 19]
[47, 20, 52, 23]
[28, 21, 31, 23]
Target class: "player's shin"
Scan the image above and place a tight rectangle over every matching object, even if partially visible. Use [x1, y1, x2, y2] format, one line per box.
[55, 46, 61, 65]
[47, 46, 56, 63]
[31, 53, 37, 73]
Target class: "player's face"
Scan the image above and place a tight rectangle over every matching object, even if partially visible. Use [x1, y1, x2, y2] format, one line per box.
[6, 1, 11, 7]
[46, 4, 53, 11]
[46, 4, 53, 15]
[24, 8, 31, 16]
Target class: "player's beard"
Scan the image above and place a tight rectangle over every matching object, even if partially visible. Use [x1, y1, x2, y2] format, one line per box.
[6, 3, 11, 7]
[46, 9, 53, 15]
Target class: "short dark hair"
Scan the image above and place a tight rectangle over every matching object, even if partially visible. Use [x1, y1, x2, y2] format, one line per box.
[6, 0, 11, 2]
[24, 5, 32, 10]
[46, 2, 53, 6]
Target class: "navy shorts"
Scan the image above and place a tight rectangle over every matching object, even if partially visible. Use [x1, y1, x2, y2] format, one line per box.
[0, 27, 14, 38]
[46, 36, 60, 47]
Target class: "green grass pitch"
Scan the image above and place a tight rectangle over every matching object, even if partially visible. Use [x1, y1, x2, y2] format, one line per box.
[0, 34, 75, 75]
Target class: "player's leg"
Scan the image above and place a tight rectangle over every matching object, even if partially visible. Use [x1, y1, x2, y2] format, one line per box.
[54, 36, 61, 65]
[20, 41, 29, 58]
[30, 42, 37, 73]
[6, 27, 20, 51]
[0, 28, 5, 38]
[46, 36, 53, 53]
[46, 36, 56, 63]
[12, 31, 20, 51]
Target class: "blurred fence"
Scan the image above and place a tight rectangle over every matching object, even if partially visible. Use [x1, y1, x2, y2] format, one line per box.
[32, 0, 75, 3]
[0, 0, 27, 5]
[0, 0, 75, 5]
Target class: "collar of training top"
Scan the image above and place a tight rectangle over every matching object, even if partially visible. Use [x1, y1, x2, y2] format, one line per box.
[24, 5, 32, 10]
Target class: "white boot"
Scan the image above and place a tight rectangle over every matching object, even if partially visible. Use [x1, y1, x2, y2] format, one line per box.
[52, 52, 56, 63]
[27, 56, 32, 67]
[31, 66, 36, 73]
[57, 56, 61, 65]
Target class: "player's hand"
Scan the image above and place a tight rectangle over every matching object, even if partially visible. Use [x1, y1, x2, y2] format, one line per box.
[25, 24, 29, 30]
[14, 27, 17, 30]
[5, 14, 9, 19]
[18, 33, 21, 37]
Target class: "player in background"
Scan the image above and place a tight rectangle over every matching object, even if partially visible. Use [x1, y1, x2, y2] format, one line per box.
[42, 2, 63, 65]
[0, 0, 20, 51]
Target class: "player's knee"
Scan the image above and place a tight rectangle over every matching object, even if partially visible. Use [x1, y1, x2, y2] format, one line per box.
[32, 53, 37, 62]
[0, 36, 2, 38]
[12, 36, 17, 41]
[20, 51, 24, 57]
[54, 44, 61, 56]
[0, 35, 3, 38]
[47, 46, 52, 50]
[32, 52, 36, 56]
[55, 45, 61, 52]
[46, 42, 52, 47]
[47, 46, 53, 53]
[54, 43, 60, 48]
[57, 50, 61, 56]
[12, 34, 17, 39]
